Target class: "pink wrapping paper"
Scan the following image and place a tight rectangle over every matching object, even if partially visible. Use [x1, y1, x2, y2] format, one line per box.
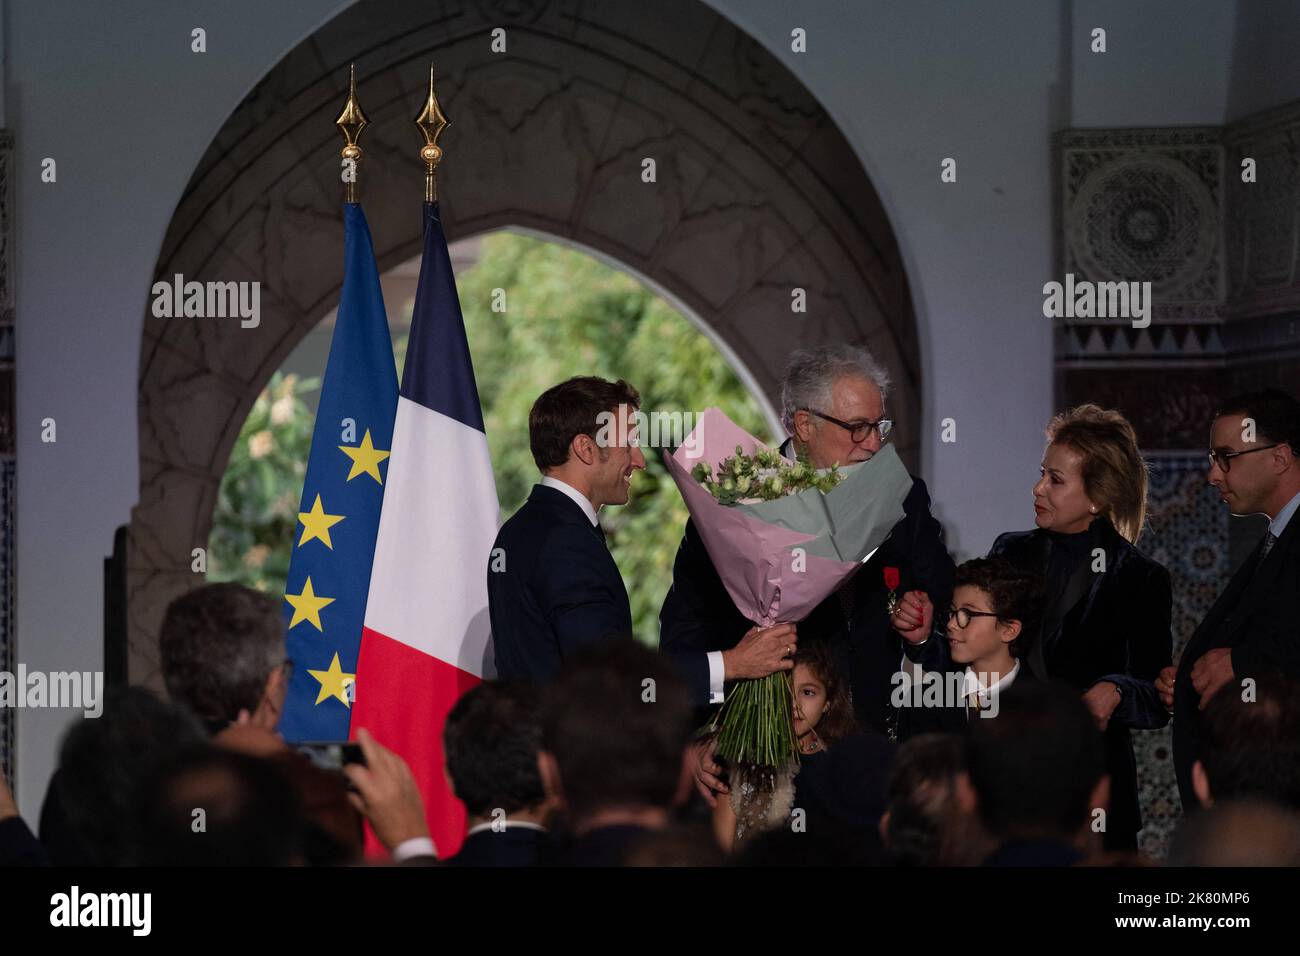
[664, 407, 889, 627]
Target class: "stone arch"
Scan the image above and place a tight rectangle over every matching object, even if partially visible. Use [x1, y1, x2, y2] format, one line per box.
[129, 0, 920, 684]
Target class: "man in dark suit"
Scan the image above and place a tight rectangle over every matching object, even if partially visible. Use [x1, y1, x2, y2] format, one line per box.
[1159, 389, 1300, 810]
[662, 346, 954, 802]
[440, 681, 556, 867]
[489, 377, 740, 705]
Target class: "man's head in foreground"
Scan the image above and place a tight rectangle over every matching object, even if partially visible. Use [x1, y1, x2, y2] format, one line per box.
[539, 642, 695, 834]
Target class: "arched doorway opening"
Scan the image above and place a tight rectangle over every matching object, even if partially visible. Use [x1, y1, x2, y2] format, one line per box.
[129, 0, 919, 685]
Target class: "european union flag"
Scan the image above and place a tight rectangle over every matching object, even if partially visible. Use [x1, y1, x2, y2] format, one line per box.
[278, 203, 398, 742]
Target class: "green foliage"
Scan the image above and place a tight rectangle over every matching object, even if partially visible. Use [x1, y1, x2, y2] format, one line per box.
[209, 371, 318, 592]
[212, 231, 771, 645]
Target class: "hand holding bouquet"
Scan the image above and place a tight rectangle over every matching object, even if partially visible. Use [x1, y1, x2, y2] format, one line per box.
[664, 408, 912, 839]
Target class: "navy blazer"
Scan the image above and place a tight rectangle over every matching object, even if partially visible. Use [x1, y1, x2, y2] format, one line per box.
[659, 474, 955, 732]
[990, 517, 1172, 843]
[442, 826, 555, 867]
[488, 484, 710, 703]
[1173, 508, 1300, 808]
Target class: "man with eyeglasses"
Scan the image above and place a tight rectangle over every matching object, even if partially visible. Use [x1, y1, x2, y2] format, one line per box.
[661, 344, 954, 807]
[1156, 388, 1300, 810]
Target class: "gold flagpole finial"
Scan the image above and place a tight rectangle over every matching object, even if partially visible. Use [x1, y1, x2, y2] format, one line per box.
[415, 63, 449, 203]
[336, 64, 369, 203]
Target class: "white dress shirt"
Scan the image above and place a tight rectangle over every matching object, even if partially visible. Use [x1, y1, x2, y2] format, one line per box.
[961, 659, 1021, 716]
[392, 836, 437, 862]
[1270, 489, 1300, 539]
[465, 820, 547, 837]
[540, 475, 600, 526]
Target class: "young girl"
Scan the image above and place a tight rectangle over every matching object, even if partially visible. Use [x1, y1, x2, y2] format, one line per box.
[713, 640, 858, 851]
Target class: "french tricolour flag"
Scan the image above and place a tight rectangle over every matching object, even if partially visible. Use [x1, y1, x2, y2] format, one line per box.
[352, 202, 499, 857]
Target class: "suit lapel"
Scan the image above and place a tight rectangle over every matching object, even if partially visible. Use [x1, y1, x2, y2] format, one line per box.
[1183, 531, 1270, 662]
[531, 484, 606, 547]
[1218, 514, 1300, 641]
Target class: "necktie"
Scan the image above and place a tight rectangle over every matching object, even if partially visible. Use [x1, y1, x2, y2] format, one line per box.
[1248, 531, 1277, 582]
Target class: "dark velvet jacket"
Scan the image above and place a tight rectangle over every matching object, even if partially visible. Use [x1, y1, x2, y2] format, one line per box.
[989, 516, 1172, 843]
[659, 474, 955, 733]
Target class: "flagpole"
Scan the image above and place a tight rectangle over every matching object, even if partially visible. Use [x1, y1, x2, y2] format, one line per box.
[415, 64, 449, 203]
[336, 64, 369, 204]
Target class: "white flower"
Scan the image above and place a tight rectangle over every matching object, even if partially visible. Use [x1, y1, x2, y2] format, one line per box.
[248, 430, 274, 459]
[269, 395, 295, 426]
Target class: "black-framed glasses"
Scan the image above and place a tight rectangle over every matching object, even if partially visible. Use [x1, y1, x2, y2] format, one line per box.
[1207, 443, 1280, 473]
[947, 606, 1000, 629]
[805, 409, 893, 443]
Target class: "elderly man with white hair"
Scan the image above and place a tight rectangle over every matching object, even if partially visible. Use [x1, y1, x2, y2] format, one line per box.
[659, 344, 955, 805]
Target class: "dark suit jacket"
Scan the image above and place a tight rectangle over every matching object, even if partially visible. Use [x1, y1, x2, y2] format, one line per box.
[552, 824, 654, 867]
[443, 825, 555, 867]
[659, 475, 955, 732]
[1173, 509, 1300, 808]
[0, 816, 49, 866]
[990, 517, 1172, 843]
[488, 484, 710, 703]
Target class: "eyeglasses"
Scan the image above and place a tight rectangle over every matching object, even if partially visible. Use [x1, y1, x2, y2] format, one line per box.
[805, 409, 893, 443]
[948, 606, 1000, 629]
[1207, 443, 1280, 472]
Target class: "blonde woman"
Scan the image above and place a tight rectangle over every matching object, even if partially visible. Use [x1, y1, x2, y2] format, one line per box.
[990, 404, 1171, 851]
[893, 405, 1172, 851]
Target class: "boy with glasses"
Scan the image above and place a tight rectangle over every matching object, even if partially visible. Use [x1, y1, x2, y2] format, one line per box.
[896, 558, 1044, 738]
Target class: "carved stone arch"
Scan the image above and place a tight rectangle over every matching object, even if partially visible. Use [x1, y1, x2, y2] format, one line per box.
[129, 0, 920, 684]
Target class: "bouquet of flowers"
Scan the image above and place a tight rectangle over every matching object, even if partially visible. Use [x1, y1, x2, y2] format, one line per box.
[690, 446, 844, 505]
[664, 408, 911, 838]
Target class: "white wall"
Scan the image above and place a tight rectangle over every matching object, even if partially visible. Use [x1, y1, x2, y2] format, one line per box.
[1070, 0, 1236, 127]
[8, 0, 351, 818]
[704, 0, 1065, 557]
[9, 0, 1296, 819]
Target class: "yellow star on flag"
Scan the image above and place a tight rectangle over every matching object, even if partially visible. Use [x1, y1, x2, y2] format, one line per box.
[308, 652, 355, 707]
[297, 494, 345, 549]
[338, 429, 390, 484]
[284, 576, 335, 632]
